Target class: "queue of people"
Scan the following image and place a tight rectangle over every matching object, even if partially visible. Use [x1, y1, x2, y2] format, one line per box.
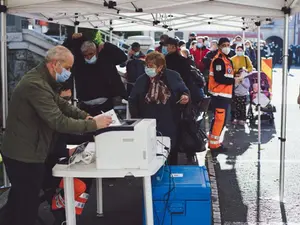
[0, 31, 262, 225]
[127, 33, 259, 155]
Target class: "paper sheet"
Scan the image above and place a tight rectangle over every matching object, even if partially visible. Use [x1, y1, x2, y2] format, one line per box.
[102, 109, 122, 126]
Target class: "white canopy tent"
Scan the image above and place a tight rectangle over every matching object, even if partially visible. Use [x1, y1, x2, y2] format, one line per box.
[1, 0, 298, 208]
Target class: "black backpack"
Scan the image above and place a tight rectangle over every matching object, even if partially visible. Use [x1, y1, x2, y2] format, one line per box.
[189, 65, 206, 88]
[186, 65, 206, 103]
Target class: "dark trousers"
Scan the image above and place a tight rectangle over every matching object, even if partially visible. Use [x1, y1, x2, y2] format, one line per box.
[232, 95, 247, 121]
[0, 155, 45, 225]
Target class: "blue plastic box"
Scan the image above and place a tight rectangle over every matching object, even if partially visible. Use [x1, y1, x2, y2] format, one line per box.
[148, 166, 211, 225]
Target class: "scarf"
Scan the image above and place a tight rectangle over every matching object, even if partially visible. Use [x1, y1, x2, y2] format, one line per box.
[145, 72, 171, 105]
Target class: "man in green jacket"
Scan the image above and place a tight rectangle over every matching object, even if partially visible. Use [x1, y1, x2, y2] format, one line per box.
[0, 45, 112, 225]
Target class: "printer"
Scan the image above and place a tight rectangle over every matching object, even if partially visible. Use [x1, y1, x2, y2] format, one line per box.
[94, 119, 158, 170]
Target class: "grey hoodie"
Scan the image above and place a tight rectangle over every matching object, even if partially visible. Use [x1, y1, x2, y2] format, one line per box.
[234, 78, 250, 96]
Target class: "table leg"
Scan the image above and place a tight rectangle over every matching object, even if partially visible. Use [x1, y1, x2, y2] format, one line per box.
[63, 177, 76, 225]
[96, 178, 104, 217]
[143, 176, 154, 225]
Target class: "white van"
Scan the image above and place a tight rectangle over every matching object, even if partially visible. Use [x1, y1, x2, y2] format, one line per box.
[125, 35, 155, 54]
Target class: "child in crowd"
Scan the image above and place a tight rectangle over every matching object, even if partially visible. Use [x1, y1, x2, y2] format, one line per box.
[232, 68, 250, 125]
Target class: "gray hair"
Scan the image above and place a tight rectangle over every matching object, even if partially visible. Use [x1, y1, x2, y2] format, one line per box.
[81, 41, 97, 52]
[181, 48, 190, 56]
[45, 45, 73, 63]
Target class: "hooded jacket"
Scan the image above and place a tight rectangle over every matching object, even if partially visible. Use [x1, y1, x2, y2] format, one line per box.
[63, 36, 127, 102]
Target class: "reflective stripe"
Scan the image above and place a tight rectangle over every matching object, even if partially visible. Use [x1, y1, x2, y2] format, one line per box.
[58, 193, 65, 206]
[209, 91, 232, 98]
[224, 73, 234, 78]
[75, 201, 86, 209]
[209, 72, 214, 76]
[54, 195, 64, 209]
[209, 140, 219, 145]
[79, 193, 89, 199]
[210, 135, 220, 140]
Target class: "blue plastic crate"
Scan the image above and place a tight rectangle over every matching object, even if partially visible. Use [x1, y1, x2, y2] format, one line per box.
[146, 165, 212, 225]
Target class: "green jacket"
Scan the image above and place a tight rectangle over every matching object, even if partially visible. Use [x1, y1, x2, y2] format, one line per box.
[1, 62, 97, 163]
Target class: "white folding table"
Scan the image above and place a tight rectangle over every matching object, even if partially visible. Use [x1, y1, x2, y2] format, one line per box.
[52, 138, 170, 225]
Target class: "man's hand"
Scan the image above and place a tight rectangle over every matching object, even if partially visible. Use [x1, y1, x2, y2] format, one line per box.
[178, 94, 189, 105]
[72, 33, 83, 39]
[235, 77, 243, 85]
[85, 116, 93, 120]
[93, 114, 112, 129]
[60, 89, 72, 98]
[128, 50, 134, 57]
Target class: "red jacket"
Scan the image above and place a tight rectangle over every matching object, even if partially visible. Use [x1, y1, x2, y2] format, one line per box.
[155, 46, 162, 53]
[191, 47, 210, 72]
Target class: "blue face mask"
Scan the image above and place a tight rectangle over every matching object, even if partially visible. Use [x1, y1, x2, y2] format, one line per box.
[162, 46, 168, 55]
[197, 43, 203, 48]
[56, 67, 71, 83]
[236, 51, 244, 56]
[85, 55, 97, 64]
[134, 51, 140, 57]
[145, 67, 157, 78]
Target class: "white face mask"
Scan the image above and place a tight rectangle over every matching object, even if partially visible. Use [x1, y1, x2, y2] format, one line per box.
[222, 47, 231, 55]
[210, 46, 217, 51]
[236, 51, 244, 56]
[85, 55, 97, 64]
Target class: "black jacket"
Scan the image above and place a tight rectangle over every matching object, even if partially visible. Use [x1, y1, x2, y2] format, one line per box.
[63, 36, 127, 102]
[126, 56, 145, 96]
[165, 51, 191, 86]
[203, 50, 218, 70]
[166, 51, 202, 103]
[129, 69, 189, 147]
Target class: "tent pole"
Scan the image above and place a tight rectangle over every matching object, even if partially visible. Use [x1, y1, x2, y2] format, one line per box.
[109, 20, 113, 43]
[73, 23, 78, 106]
[75, 25, 78, 33]
[109, 30, 113, 43]
[279, 10, 290, 203]
[59, 24, 62, 41]
[1, 0, 9, 188]
[242, 28, 246, 51]
[256, 21, 261, 150]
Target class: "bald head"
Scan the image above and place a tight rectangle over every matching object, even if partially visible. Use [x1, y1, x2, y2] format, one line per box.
[45, 45, 74, 80]
[46, 45, 73, 64]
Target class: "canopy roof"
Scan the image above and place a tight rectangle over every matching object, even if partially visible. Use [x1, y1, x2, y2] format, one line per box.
[6, 0, 300, 31]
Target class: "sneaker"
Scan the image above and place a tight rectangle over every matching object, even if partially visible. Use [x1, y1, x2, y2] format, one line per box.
[239, 120, 246, 125]
[232, 119, 238, 125]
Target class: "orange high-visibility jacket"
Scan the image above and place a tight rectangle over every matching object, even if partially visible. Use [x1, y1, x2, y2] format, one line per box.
[208, 51, 234, 98]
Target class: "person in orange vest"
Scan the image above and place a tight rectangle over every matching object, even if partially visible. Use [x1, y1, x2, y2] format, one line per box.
[208, 37, 235, 156]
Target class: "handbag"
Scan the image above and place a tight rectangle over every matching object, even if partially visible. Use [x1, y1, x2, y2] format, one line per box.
[178, 102, 207, 153]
